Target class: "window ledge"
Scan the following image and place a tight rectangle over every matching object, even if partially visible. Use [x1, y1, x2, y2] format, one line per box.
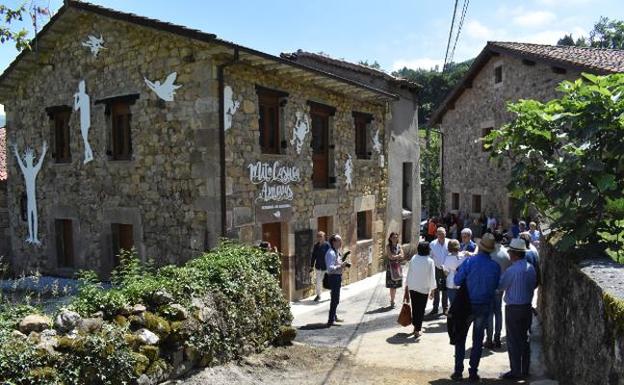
[356, 238, 373, 245]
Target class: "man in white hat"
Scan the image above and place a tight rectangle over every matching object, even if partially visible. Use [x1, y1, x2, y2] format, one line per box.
[499, 238, 537, 380]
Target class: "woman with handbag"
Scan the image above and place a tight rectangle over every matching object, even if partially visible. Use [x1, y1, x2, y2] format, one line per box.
[386, 232, 404, 308]
[325, 234, 351, 327]
[404, 241, 436, 337]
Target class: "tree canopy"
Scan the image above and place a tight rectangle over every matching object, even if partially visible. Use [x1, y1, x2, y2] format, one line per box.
[557, 17, 624, 49]
[0, 3, 49, 51]
[486, 73, 624, 260]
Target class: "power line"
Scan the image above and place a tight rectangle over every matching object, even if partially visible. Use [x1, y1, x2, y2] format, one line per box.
[442, 0, 460, 72]
[447, 0, 470, 70]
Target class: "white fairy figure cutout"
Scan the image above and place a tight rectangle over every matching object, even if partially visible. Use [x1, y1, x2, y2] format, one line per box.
[344, 154, 353, 189]
[291, 111, 310, 154]
[73, 80, 94, 164]
[13, 142, 48, 245]
[82, 34, 106, 57]
[223, 85, 239, 131]
[372, 128, 382, 154]
[144, 72, 182, 102]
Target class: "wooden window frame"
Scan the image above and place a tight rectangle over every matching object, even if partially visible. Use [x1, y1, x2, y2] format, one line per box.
[353, 112, 373, 160]
[452, 193, 460, 211]
[257, 88, 286, 154]
[309, 101, 335, 189]
[357, 210, 373, 241]
[494, 65, 503, 84]
[45, 106, 72, 163]
[95, 94, 139, 161]
[472, 194, 482, 214]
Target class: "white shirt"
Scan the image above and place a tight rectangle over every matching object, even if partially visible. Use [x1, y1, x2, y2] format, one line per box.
[405, 255, 436, 295]
[443, 253, 466, 289]
[429, 238, 449, 267]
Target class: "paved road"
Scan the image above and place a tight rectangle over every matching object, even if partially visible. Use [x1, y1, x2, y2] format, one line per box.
[292, 272, 555, 384]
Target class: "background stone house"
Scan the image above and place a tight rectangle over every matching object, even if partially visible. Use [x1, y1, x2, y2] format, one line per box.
[429, 42, 624, 226]
[280, 51, 421, 247]
[0, 1, 399, 300]
[0, 127, 8, 259]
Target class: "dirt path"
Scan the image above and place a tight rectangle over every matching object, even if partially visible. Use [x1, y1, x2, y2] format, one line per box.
[178, 272, 555, 385]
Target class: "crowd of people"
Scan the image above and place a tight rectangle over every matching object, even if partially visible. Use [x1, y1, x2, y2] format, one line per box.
[308, 214, 542, 382]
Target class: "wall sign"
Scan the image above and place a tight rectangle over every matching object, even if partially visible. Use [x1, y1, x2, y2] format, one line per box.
[82, 34, 105, 57]
[295, 229, 314, 290]
[291, 111, 310, 155]
[344, 154, 353, 189]
[223, 85, 239, 131]
[73, 80, 94, 164]
[13, 142, 47, 245]
[145, 72, 181, 102]
[248, 161, 301, 203]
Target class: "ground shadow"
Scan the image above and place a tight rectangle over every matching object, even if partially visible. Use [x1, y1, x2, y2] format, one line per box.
[364, 305, 394, 315]
[386, 332, 421, 345]
[429, 377, 521, 384]
[465, 346, 494, 358]
[295, 299, 330, 306]
[298, 323, 330, 330]
[423, 320, 448, 334]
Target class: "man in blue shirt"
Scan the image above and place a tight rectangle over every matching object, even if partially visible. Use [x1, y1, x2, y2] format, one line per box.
[498, 238, 537, 380]
[460, 228, 477, 255]
[451, 233, 501, 382]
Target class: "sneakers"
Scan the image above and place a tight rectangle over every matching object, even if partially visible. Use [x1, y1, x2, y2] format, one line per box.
[468, 373, 480, 383]
[500, 371, 522, 380]
[450, 372, 463, 381]
[334, 317, 344, 323]
[390, 301, 396, 308]
[313, 295, 321, 302]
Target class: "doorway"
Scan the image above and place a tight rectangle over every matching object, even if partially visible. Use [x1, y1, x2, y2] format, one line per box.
[261, 222, 282, 253]
[112, 223, 134, 267]
[317, 216, 333, 236]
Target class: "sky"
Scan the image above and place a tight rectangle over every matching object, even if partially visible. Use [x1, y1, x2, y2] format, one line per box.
[0, 0, 623, 116]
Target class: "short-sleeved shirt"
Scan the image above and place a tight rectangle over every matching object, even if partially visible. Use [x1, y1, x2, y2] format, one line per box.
[430, 238, 449, 268]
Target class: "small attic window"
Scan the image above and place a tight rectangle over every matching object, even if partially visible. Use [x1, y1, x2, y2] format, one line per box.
[494, 65, 503, 84]
[552, 66, 567, 74]
[522, 59, 536, 66]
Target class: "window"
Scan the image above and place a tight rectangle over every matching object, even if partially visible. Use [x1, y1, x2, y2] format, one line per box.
[310, 102, 335, 189]
[472, 194, 482, 214]
[552, 66, 567, 74]
[402, 162, 413, 210]
[257, 88, 287, 154]
[353, 112, 372, 159]
[494, 65, 503, 84]
[55, 219, 74, 268]
[482, 127, 493, 152]
[357, 210, 372, 240]
[46, 106, 72, 163]
[111, 102, 132, 160]
[452, 193, 460, 210]
[111, 223, 134, 267]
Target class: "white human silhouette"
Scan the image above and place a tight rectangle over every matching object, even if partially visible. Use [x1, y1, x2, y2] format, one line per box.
[73, 80, 94, 164]
[82, 34, 106, 57]
[13, 142, 47, 245]
[145, 72, 182, 101]
[291, 111, 310, 154]
[372, 128, 382, 154]
[223, 85, 239, 131]
[344, 154, 353, 189]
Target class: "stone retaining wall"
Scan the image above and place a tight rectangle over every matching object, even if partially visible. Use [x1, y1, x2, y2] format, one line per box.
[539, 241, 624, 385]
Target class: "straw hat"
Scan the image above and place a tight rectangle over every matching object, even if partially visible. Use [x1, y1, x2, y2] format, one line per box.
[508, 238, 527, 252]
[478, 233, 496, 253]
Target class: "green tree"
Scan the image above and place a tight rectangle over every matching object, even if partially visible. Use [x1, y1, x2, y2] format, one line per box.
[486, 73, 624, 260]
[557, 34, 575, 46]
[420, 128, 441, 217]
[358, 60, 381, 69]
[557, 17, 624, 49]
[0, 3, 49, 50]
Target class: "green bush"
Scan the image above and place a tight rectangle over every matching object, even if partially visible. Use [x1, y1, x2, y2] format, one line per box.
[0, 242, 292, 384]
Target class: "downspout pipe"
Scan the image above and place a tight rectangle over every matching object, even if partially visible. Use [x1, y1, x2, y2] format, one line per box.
[217, 48, 239, 237]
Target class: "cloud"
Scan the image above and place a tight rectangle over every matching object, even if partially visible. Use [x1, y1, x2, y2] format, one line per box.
[534, 0, 592, 6]
[465, 20, 495, 40]
[513, 11, 556, 28]
[391, 58, 443, 71]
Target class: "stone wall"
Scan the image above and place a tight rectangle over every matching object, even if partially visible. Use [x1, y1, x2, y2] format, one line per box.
[3, 11, 221, 276]
[439, 55, 581, 224]
[0, 180, 8, 259]
[539, 240, 624, 385]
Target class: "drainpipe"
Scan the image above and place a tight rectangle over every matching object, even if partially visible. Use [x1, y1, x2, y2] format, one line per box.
[217, 48, 239, 237]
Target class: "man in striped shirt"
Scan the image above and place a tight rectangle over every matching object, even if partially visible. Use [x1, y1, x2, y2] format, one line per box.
[498, 238, 537, 380]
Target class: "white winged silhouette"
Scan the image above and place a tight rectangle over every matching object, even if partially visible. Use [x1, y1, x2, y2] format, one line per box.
[144, 72, 182, 101]
[82, 34, 106, 57]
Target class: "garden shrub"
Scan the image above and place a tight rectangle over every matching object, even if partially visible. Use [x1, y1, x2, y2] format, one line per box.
[0, 241, 293, 384]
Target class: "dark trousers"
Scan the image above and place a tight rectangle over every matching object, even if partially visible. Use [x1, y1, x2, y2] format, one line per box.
[409, 290, 429, 331]
[454, 303, 491, 375]
[505, 304, 532, 376]
[327, 274, 342, 324]
[432, 267, 448, 312]
[486, 291, 503, 342]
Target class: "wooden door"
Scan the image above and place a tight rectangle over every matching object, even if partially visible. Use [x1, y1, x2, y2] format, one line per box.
[55, 219, 74, 268]
[262, 222, 282, 253]
[318, 216, 331, 235]
[112, 223, 134, 267]
[311, 111, 329, 188]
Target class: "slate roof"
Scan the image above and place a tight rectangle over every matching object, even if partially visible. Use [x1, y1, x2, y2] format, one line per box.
[281, 50, 419, 89]
[0, 1, 397, 102]
[0, 127, 6, 181]
[429, 41, 624, 126]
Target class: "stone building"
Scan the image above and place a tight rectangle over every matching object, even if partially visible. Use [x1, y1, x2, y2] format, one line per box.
[429, 42, 624, 225]
[0, 127, 8, 258]
[0, 1, 402, 300]
[280, 51, 421, 247]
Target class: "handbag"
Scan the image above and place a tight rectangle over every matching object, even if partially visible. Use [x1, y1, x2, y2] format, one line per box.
[389, 261, 403, 281]
[397, 302, 412, 327]
[322, 273, 331, 289]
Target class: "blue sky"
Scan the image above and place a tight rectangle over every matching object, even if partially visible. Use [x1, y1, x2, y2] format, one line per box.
[0, 0, 623, 116]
